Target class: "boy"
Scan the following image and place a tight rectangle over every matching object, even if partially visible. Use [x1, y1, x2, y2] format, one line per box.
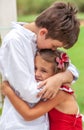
[0, 2, 80, 130]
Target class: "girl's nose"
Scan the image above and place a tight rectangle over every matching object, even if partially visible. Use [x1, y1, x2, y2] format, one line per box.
[35, 70, 41, 77]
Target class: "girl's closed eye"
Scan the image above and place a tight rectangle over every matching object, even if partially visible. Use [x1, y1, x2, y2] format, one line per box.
[41, 68, 48, 73]
[35, 66, 37, 71]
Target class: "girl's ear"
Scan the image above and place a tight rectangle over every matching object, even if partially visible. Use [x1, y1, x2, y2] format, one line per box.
[39, 28, 48, 36]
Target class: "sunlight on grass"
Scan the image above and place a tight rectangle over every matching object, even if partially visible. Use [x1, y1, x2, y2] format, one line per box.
[77, 13, 84, 20]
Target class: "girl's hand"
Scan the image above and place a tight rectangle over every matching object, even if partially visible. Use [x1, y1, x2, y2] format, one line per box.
[37, 70, 73, 99]
[1, 81, 12, 96]
[37, 74, 63, 99]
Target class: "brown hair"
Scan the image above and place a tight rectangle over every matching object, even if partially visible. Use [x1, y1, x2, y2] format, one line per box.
[36, 49, 69, 74]
[35, 2, 80, 49]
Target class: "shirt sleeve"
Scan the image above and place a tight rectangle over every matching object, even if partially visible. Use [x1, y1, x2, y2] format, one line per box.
[67, 62, 79, 83]
[0, 38, 41, 103]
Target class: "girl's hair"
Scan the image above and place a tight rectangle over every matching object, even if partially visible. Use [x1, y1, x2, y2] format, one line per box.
[36, 49, 69, 74]
[35, 2, 80, 49]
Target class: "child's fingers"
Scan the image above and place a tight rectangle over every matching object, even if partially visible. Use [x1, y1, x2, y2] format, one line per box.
[49, 93, 57, 99]
[41, 90, 57, 99]
[37, 87, 57, 99]
[37, 80, 47, 89]
[0, 83, 5, 95]
[37, 88, 47, 98]
[41, 90, 52, 99]
[0, 81, 10, 96]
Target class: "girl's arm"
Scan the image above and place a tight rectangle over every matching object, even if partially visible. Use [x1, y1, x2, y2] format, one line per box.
[2, 81, 66, 121]
[37, 63, 78, 99]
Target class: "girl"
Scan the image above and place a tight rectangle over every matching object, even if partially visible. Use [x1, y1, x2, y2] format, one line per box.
[2, 49, 82, 130]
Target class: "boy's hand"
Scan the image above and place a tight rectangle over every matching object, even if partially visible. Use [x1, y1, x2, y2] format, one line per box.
[37, 74, 63, 99]
[37, 70, 73, 99]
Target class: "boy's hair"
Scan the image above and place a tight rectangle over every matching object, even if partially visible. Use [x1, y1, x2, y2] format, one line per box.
[35, 2, 80, 49]
[36, 49, 69, 74]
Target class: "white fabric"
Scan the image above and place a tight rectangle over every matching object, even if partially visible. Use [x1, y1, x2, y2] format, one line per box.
[0, 97, 49, 130]
[67, 62, 79, 83]
[0, 22, 40, 103]
[60, 85, 74, 94]
[81, 114, 84, 122]
[0, 22, 79, 130]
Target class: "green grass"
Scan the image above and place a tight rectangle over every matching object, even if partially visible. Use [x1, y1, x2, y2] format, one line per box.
[65, 26, 84, 114]
[18, 14, 38, 22]
[18, 13, 84, 23]
[77, 13, 84, 20]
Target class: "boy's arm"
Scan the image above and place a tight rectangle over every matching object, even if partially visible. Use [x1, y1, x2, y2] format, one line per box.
[37, 70, 73, 99]
[67, 63, 79, 82]
[1, 81, 66, 121]
[38, 63, 78, 99]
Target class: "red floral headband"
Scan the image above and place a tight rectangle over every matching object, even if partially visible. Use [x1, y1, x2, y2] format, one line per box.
[56, 52, 69, 69]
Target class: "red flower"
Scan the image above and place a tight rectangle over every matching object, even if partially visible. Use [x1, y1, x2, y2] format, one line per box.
[56, 53, 69, 69]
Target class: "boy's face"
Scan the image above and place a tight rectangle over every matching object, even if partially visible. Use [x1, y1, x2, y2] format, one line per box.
[37, 28, 63, 50]
[35, 55, 55, 82]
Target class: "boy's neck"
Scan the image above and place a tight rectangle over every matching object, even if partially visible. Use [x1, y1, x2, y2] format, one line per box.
[23, 22, 39, 35]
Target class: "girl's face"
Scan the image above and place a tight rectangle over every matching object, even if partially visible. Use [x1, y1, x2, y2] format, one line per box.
[35, 55, 55, 82]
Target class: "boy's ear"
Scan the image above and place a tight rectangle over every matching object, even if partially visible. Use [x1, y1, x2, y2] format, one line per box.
[39, 28, 48, 36]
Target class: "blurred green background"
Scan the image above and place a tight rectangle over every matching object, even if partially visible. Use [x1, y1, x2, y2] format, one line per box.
[17, 0, 84, 16]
